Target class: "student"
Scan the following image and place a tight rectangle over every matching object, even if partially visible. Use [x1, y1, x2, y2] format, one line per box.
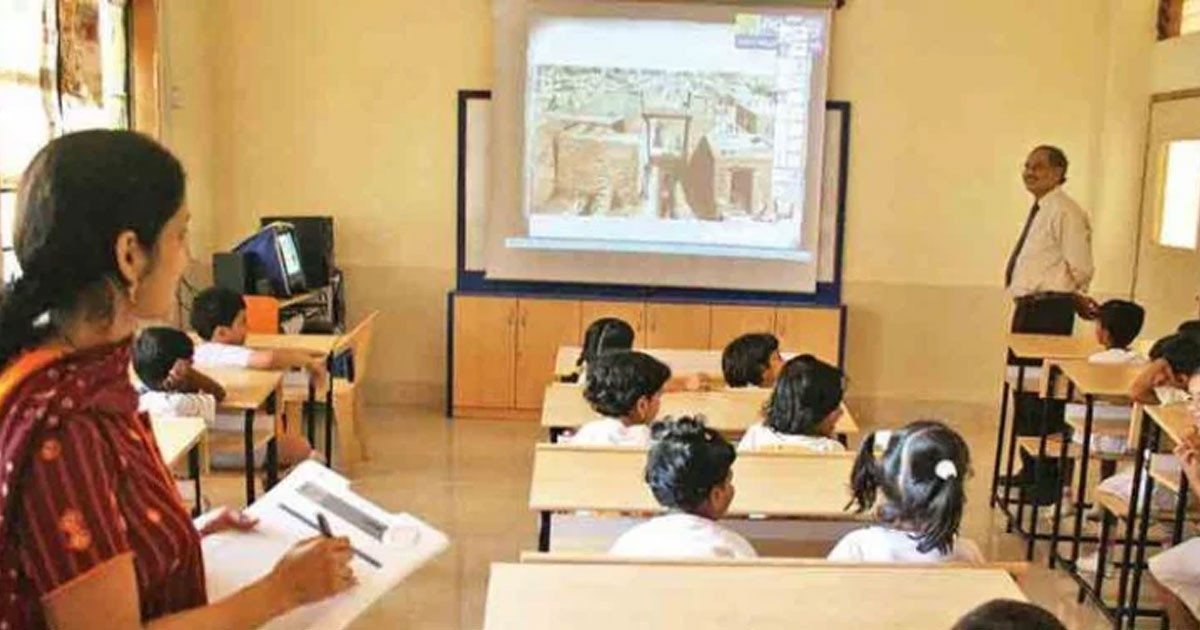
[1150, 427, 1200, 630]
[189, 286, 327, 379]
[1130, 333, 1200, 405]
[1177, 319, 1200, 343]
[608, 417, 757, 558]
[1066, 299, 1146, 454]
[565, 350, 670, 446]
[133, 327, 316, 470]
[721, 332, 784, 388]
[951, 599, 1067, 630]
[828, 420, 984, 563]
[737, 355, 845, 453]
[565, 316, 709, 391]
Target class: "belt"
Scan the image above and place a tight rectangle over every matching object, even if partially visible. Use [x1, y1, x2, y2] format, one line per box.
[1014, 291, 1075, 306]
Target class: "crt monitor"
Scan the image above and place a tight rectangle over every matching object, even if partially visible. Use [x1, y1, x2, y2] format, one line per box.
[233, 222, 308, 297]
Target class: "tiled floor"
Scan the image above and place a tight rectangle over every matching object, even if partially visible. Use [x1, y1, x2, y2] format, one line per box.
[202, 403, 1149, 629]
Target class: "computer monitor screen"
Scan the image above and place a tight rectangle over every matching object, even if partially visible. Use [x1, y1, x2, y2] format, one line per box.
[279, 231, 304, 279]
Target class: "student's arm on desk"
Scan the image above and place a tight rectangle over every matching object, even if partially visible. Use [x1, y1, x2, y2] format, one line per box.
[1130, 359, 1172, 405]
[246, 349, 328, 380]
[663, 372, 714, 393]
[183, 366, 226, 403]
[42, 537, 356, 630]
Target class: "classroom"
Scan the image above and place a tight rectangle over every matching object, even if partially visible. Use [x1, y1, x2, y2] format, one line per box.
[2, 0, 1200, 629]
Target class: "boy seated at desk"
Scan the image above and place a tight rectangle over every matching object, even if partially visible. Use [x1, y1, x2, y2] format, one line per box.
[134, 327, 315, 470]
[738, 355, 846, 453]
[563, 350, 670, 447]
[189, 286, 327, 382]
[608, 417, 757, 559]
[566, 317, 711, 392]
[721, 332, 784, 388]
[1065, 299, 1146, 455]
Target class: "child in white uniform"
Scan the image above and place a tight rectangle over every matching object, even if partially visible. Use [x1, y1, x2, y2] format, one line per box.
[828, 420, 983, 563]
[1151, 417, 1200, 629]
[721, 332, 784, 389]
[190, 286, 328, 379]
[1067, 300, 1146, 455]
[609, 417, 757, 559]
[738, 355, 845, 454]
[564, 351, 671, 447]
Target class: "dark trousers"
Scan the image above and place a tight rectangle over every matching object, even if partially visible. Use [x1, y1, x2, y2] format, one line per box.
[1010, 293, 1076, 503]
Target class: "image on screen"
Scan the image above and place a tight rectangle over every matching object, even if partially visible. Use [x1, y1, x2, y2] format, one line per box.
[512, 12, 827, 261]
[279, 231, 304, 278]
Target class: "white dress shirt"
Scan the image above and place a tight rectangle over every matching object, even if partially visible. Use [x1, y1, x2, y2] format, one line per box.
[736, 423, 845, 453]
[827, 526, 984, 564]
[563, 417, 650, 447]
[609, 513, 758, 559]
[1007, 186, 1094, 298]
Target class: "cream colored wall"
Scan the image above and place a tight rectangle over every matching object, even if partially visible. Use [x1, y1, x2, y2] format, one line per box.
[1152, 32, 1200, 94]
[163, 0, 1158, 407]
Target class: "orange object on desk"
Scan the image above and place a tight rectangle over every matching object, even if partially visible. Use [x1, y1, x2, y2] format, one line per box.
[243, 295, 280, 334]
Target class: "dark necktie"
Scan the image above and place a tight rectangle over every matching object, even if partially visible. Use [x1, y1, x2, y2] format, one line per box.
[1005, 202, 1040, 288]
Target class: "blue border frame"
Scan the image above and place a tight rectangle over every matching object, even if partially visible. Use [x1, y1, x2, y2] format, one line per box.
[453, 91, 851, 305]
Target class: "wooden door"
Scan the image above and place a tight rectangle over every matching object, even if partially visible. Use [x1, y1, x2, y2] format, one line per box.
[579, 301, 646, 348]
[709, 305, 777, 350]
[515, 299, 581, 410]
[453, 295, 517, 409]
[645, 303, 711, 349]
[774, 306, 843, 366]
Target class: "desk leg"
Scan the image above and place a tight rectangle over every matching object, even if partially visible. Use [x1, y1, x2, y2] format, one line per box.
[324, 354, 334, 466]
[538, 511, 551, 552]
[1162, 472, 1191, 630]
[265, 438, 279, 491]
[1027, 365, 1057, 561]
[306, 380, 317, 450]
[189, 445, 202, 518]
[1068, 394, 1094, 569]
[244, 409, 256, 504]
[1129, 424, 1162, 628]
[991, 379, 1011, 508]
[1117, 413, 1151, 627]
[1092, 506, 1113, 610]
[1048, 384, 1077, 569]
[1006, 366, 1027, 532]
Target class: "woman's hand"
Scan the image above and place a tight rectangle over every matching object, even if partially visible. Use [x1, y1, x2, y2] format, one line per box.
[267, 536, 356, 608]
[199, 507, 259, 537]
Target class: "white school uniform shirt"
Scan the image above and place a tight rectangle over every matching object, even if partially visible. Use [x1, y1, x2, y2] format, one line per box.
[1006, 185, 1094, 298]
[827, 526, 984, 564]
[138, 390, 271, 433]
[1066, 348, 1145, 453]
[193, 341, 255, 368]
[736, 423, 845, 453]
[563, 417, 650, 447]
[608, 513, 758, 559]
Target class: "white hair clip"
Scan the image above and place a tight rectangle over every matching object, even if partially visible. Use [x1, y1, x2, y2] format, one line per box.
[935, 459, 958, 480]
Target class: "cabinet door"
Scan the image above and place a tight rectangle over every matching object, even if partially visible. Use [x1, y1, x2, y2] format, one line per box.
[645, 303, 711, 349]
[579, 301, 646, 348]
[709, 305, 777, 350]
[774, 306, 843, 366]
[453, 295, 517, 408]
[515, 299, 581, 410]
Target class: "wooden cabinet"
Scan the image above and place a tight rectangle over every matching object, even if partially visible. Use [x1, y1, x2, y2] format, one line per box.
[775, 307, 842, 366]
[579, 301, 646, 348]
[709, 305, 777, 350]
[515, 299, 581, 409]
[646, 303, 710, 349]
[452, 296, 517, 408]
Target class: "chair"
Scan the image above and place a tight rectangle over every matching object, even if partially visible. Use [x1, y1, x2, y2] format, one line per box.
[332, 311, 379, 467]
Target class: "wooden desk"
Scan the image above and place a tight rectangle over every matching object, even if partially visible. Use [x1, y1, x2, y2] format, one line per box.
[483, 563, 1025, 630]
[540, 383, 858, 440]
[529, 444, 861, 551]
[150, 416, 206, 517]
[205, 367, 283, 504]
[245, 333, 341, 356]
[1007, 334, 1102, 361]
[554, 346, 798, 379]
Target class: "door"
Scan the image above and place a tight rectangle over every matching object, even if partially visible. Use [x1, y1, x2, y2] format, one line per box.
[709, 305, 777, 350]
[774, 306, 843, 366]
[1133, 97, 1200, 338]
[453, 295, 517, 409]
[515, 298, 581, 410]
[645, 303, 711, 349]
[579, 301, 646, 348]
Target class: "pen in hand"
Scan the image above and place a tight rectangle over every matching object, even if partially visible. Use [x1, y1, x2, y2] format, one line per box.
[317, 512, 333, 538]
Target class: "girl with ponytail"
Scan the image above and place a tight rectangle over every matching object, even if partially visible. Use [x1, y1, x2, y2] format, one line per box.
[0, 131, 352, 630]
[737, 355, 846, 453]
[828, 420, 983, 563]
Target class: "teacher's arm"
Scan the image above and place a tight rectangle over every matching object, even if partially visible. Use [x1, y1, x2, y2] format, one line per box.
[1059, 207, 1094, 292]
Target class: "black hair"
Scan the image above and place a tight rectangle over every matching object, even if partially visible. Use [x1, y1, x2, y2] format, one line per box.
[133, 327, 194, 391]
[847, 420, 971, 555]
[1149, 333, 1200, 377]
[763, 355, 844, 436]
[721, 332, 780, 387]
[577, 317, 635, 367]
[583, 350, 671, 418]
[1096, 299, 1144, 349]
[190, 286, 247, 340]
[645, 416, 736, 513]
[0, 130, 185, 366]
[1177, 319, 1200, 343]
[1033, 144, 1069, 183]
[951, 599, 1066, 630]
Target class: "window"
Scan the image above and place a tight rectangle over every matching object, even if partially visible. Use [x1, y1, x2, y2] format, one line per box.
[1161, 0, 1200, 38]
[0, 0, 131, 280]
[1158, 139, 1200, 250]
[1185, 0, 1200, 35]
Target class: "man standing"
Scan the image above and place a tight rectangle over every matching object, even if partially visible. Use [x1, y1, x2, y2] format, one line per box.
[1005, 145, 1095, 333]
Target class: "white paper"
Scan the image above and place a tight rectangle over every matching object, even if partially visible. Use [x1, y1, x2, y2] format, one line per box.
[200, 461, 449, 630]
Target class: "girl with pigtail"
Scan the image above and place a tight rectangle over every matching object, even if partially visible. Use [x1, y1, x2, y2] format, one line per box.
[827, 420, 984, 563]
